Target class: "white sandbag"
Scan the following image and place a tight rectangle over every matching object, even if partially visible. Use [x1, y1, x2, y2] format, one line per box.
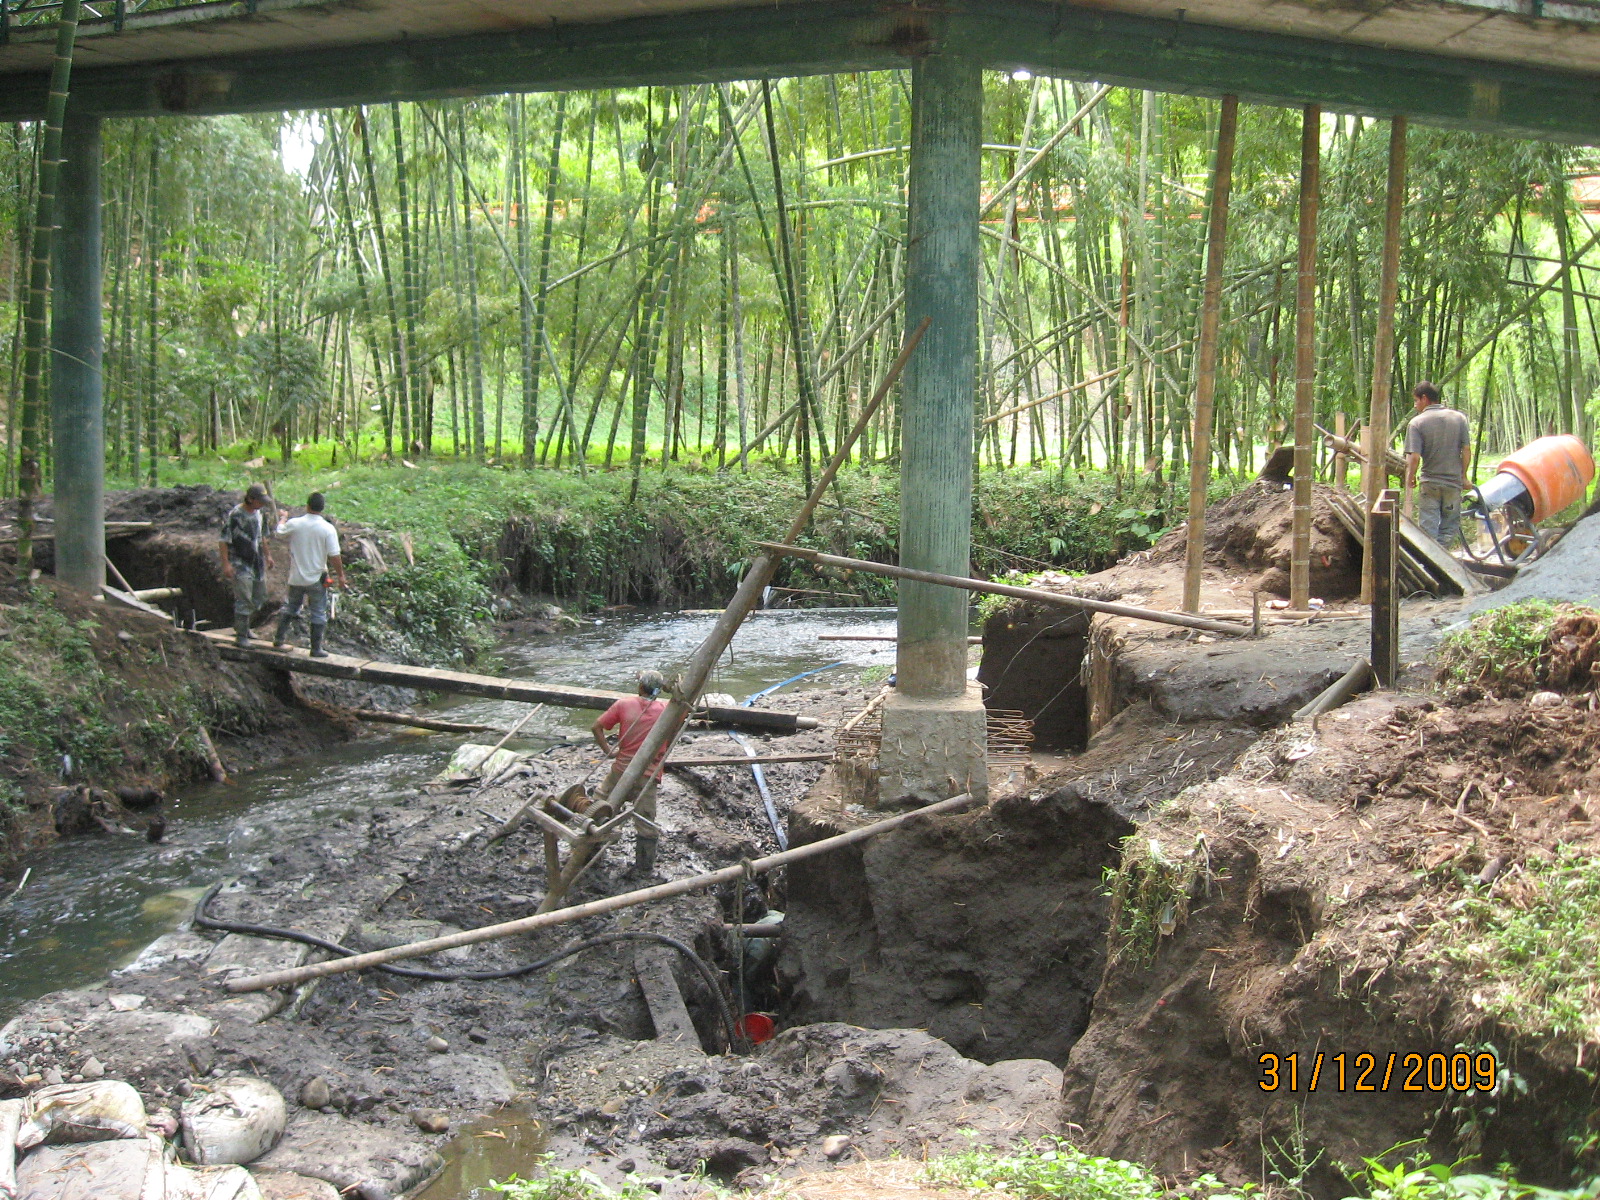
[15, 1080, 146, 1148]
[181, 1076, 286, 1166]
[14, 1135, 165, 1200]
[0, 1099, 21, 1199]
[195, 1164, 264, 1200]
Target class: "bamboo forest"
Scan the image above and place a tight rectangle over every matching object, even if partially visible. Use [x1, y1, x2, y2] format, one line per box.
[4, 76, 1598, 497]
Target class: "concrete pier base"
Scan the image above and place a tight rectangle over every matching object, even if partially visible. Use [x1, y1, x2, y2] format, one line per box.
[875, 683, 988, 808]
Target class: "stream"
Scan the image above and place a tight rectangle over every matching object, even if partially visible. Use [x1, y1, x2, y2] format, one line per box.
[0, 608, 898, 1021]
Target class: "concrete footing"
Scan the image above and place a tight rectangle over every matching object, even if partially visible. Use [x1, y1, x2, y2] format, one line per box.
[874, 683, 988, 808]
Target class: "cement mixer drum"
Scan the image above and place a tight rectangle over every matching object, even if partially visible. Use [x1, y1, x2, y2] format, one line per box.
[1495, 435, 1595, 524]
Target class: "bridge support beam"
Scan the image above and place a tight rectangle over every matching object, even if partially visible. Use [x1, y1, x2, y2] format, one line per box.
[883, 47, 987, 807]
[51, 108, 105, 593]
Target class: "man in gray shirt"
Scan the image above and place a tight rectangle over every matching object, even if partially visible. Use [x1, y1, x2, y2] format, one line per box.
[1403, 381, 1472, 546]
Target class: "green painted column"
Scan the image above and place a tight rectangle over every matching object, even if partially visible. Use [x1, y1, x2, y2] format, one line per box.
[51, 108, 106, 593]
[899, 50, 981, 698]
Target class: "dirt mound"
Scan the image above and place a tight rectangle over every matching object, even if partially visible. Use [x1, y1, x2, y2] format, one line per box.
[1060, 691, 1600, 1193]
[564, 1023, 1059, 1183]
[1147, 481, 1362, 600]
[106, 484, 239, 531]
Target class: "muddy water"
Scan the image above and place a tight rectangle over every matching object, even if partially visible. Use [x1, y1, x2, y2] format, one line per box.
[0, 609, 896, 1019]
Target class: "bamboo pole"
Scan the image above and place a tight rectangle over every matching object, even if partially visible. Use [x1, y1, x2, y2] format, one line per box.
[226, 790, 979, 993]
[349, 710, 508, 735]
[758, 543, 1252, 636]
[597, 319, 930, 826]
[666, 752, 832, 767]
[1183, 95, 1238, 614]
[1290, 104, 1321, 611]
[1362, 117, 1407, 604]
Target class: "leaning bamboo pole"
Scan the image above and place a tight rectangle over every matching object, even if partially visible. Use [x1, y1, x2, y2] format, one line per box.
[1182, 95, 1238, 614]
[227, 790, 980, 993]
[1289, 105, 1321, 611]
[1361, 117, 1407, 605]
[758, 543, 1252, 636]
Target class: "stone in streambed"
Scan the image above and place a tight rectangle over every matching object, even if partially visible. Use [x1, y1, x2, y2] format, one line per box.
[299, 1076, 331, 1110]
[410, 1109, 449, 1134]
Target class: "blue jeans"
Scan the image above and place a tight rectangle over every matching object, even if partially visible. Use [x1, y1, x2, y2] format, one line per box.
[282, 582, 329, 627]
[1417, 483, 1462, 547]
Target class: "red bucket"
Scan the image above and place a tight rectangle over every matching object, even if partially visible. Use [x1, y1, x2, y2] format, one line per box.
[735, 1013, 775, 1044]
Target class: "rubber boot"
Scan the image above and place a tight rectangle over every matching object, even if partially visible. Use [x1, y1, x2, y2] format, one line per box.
[234, 616, 252, 648]
[272, 613, 293, 651]
[309, 624, 329, 659]
[631, 836, 659, 878]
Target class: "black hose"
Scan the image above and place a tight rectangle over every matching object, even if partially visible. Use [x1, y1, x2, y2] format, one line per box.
[194, 882, 745, 1052]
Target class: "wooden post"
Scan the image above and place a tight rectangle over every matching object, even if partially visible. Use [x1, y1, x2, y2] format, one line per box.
[1370, 489, 1400, 687]
[1362, 116, 1407, 604]
[1183, 94, 1239, 614]
[1289, 104, 1321, 611]
[1333, 413, 1348, 490]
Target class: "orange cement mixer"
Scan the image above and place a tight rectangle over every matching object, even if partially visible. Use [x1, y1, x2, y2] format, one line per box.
[1464, 434, 1595, 565]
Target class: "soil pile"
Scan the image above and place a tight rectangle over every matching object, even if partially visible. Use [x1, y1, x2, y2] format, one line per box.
[1469, 513, 1600, 612]
[1146, 480, 1362, 600]
[1060, 689, 1600, 1192]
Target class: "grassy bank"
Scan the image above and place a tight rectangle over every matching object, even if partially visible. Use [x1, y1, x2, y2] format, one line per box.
[113, 459, 1242, 613]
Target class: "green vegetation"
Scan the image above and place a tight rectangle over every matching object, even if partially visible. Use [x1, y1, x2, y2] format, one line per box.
[0, 586, 210, 816]
[1346, 1144, 1598, 1200]
[1102, 832, 1213, 967]
[1440, 847, 1600, 1045]
[924, 1137, 1252, 1200]
[490, 1157, 655, 1200]
[1437, 601, 1563, 690]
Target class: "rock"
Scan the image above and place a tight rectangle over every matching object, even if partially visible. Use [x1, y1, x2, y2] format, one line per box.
[299, 1077, 331, 1111]
[822, 1134, 851, 1158]
[43, 1021, 71, 1035]
[425, 1036, 449, 1054]
[181, 1075, 287, 1165]
[1530, 690, 1564, 707]
[409, 1109, 449, 1134]
[417, 1054, 515, 1107]
[116, 785, 165, 809]
[194, 1164, 264, 1200]
[80, 1057, 106, 1080]
[252, 1170, 344, 1200]
[108, 994, 146, 1012]
[252, 1112, 443, 1200]
[42, 1068, 63, 1086]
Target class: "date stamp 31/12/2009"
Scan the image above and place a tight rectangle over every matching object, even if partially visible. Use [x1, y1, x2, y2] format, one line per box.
[1258, 1051, 1500, 1094]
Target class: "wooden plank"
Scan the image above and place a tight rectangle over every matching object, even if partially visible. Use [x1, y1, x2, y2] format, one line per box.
[666, 752, 832, 767]
[1397, 512, 1487, 597]
[201, 631, 815, 731]
[633, 946, 702, 1048]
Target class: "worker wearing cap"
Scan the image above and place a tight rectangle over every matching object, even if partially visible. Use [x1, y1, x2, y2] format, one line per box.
[272, 492, 347, 659]
[591, 669, 670, 877]
[218, 484, 274, 647]
[1404, 382, 1472, 547]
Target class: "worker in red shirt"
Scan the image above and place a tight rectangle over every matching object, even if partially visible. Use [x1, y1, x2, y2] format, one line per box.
[591, 669, 669, 877]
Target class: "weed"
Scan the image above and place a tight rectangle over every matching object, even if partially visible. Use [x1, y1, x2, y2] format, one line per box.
[490, 1156, 657, 1200]
[925, 1135, 1254, 1200]
[1436, 602, 1561, 691]
[1344, 1141, 1598, 1200]
[1103, 832, 1213, 966]
[1440, 847, 1600, 1045]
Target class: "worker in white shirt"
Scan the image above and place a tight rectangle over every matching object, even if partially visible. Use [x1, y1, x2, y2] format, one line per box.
[272, 492, 347, 658]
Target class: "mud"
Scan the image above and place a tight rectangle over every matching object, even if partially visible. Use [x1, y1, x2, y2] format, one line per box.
[1060, 690, 1600, 1191]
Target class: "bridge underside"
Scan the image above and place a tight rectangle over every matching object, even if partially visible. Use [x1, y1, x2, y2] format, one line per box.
[0, 1, 1599, 141]
[28, 0, 1600, 800]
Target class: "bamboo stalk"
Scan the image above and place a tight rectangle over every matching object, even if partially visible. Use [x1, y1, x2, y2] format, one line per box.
[1183, 95, 1238, 614]
[226, 790, 981, 993]
[1362, 117, 1407, 604]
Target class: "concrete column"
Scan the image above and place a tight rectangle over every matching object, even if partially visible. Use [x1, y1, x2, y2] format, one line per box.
[898, 50, 980, 697]
[51, 108, 106, 594]
[880, 51, 987, 808]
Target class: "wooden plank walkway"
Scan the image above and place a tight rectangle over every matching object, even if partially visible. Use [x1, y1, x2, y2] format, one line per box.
[202, 631, 817, 733]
